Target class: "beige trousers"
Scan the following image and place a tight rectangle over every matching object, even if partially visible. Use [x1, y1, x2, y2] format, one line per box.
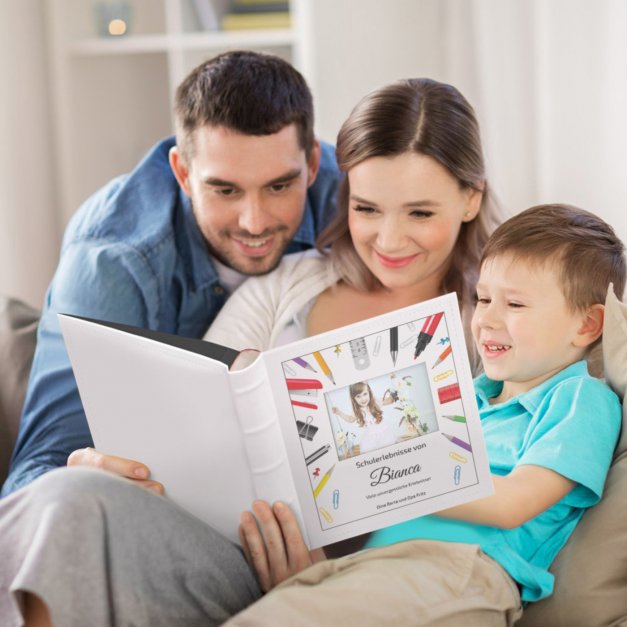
[227, 540, 523, 627]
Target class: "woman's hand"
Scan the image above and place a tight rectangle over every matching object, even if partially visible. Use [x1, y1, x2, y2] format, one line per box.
[239, 500, 325, 592]
[67, 447, 164, 494]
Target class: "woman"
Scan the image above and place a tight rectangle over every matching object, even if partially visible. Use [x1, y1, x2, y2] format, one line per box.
[9, 78, 502, 627]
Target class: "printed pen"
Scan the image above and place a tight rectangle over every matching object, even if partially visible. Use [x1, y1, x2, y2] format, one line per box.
[389, 326, 398, 366]
[305, 444, 331, 465]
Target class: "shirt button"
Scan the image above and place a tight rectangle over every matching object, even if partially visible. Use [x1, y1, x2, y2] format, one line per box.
[213, 285, 225, 295]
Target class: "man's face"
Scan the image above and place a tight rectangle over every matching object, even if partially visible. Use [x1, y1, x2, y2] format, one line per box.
[171, 124, 320, 275]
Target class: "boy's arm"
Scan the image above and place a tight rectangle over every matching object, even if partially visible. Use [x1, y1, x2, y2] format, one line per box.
[439, 465, 576, 529]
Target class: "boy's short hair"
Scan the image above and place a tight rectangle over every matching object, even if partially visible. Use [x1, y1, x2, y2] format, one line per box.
[174, 50, 314, 162]
[481, 204, 626, 311]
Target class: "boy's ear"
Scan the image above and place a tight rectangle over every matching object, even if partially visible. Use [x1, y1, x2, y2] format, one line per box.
[573, 304, 605, 347]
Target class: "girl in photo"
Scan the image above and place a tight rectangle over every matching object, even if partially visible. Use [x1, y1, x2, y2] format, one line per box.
[333, 382, 396, 453]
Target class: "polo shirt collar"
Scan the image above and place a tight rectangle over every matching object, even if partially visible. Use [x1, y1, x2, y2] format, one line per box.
[475, 360, 589, 413]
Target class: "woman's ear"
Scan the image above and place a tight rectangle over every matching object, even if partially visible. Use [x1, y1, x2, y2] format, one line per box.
[573, 304, 605, 348]
[462, 183, 484, 222]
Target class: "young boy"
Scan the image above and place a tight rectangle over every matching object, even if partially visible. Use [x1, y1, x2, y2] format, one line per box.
[229, 204, 625, 626]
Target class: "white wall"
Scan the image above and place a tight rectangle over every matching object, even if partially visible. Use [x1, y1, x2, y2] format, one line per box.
[0, 0, 59, 308]
[2, 0, 626, 307]
[304, 0, 627, 249]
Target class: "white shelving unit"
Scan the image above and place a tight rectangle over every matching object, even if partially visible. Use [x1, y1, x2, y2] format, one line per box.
[46, 0, 305, 223]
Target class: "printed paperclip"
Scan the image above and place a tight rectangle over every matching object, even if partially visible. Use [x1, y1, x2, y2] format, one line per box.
[453, 464, 461, 485]
[319, 507, 334, 523]
[283, 363, 297, 376]
[433, 369, 453, 382]
[400, 336, 415, 348]
[332, 489, 340, 509]
[449, 451, 467, 463]
[406, 321, 416, 331]
[373, 335, 382, 357]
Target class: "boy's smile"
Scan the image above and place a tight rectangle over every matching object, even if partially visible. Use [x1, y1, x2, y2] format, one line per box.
[471, 253, 590, 401]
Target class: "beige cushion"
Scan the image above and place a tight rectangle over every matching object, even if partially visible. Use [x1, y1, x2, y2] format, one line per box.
[0, 296, 39, 484]
[519, 286, 627, 627]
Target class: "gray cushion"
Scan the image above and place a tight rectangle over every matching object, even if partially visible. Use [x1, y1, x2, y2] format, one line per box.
[518, 286, 627, 627]
[0, 296, 39, 484]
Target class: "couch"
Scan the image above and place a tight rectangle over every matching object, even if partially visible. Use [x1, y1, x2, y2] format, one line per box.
[0, 293, 625, 626]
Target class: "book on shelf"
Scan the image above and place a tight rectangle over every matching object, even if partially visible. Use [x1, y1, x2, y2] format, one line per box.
[59, 292, 492, 549]
[191, 0, 220, 31]
[221, 11, 290, 30]
[230, 2, 289, 13]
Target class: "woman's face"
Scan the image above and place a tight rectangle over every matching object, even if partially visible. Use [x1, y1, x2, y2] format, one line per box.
[353, 387, 370, 407]
[347, 153, 481, 297]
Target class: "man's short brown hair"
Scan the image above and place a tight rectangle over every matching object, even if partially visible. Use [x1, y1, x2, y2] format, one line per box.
[174, 50, 314, 162]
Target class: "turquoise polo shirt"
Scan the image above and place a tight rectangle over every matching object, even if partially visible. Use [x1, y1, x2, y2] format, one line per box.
[366, 361, 621, 602]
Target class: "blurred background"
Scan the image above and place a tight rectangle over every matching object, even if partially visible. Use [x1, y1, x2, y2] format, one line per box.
[1, 0, 626, 307]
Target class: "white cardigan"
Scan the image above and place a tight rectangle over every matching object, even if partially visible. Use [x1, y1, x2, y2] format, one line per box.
[204, 251, 339, 351]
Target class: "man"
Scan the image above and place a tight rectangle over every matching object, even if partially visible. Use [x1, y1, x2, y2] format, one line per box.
[1, 50, 339, 497]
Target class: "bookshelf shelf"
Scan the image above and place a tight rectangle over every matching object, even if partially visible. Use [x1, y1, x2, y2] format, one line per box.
[69, 29, 295, 56]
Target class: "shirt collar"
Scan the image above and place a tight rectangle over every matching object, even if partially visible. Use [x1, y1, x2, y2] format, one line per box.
[475, 360, 589, 413]
[292, 192, 316, 247]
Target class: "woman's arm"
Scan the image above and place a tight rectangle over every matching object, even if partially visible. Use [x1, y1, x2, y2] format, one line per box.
[439, 464, 575, 529]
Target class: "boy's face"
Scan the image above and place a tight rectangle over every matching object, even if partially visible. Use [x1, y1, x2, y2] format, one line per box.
[471, 253, 588, 398]
[170, 124, 320, 276]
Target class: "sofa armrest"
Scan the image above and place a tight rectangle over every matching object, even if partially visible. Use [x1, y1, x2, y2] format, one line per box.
[0, 296, 39, 485]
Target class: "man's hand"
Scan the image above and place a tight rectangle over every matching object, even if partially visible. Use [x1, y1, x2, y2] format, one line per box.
[239, 500, 325, 593]
[67, 448, 164, 494]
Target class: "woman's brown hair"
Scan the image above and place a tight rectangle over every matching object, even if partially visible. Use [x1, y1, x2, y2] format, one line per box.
[317, 78, 500, 312]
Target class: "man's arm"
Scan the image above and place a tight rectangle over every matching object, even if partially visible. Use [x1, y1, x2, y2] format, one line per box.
[1, 240, 157, 496]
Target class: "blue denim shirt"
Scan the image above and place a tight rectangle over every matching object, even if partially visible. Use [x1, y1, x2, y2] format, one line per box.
[2, 136, 340, 496]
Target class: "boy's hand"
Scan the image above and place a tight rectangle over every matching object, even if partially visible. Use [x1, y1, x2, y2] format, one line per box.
[67, 448, 164, 494]
[239, 500, 325, 592]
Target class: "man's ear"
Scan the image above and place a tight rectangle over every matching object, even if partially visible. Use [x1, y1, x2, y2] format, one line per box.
[306, 139, 321, 188]
[169, 146, 191, 196]
[573, 304, 605, 347]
